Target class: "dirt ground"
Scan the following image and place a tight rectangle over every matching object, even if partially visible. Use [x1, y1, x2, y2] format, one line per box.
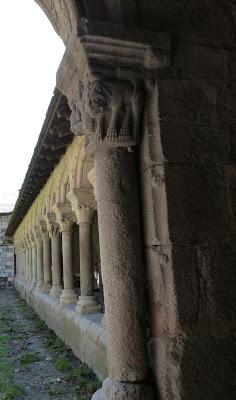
[0, 288, 100, 400]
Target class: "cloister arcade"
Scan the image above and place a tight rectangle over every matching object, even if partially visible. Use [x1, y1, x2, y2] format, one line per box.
[5, 1, 236, 399]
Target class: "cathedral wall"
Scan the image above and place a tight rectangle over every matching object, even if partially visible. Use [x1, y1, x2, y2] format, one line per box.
[0, 213, 14, 284]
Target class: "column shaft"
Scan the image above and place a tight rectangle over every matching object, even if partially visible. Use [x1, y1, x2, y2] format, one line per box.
[76, 211, 100, 314]
[42, 236, 52, 293]
[50, 235, 62, 297]
[36, 241, 44, 290]
[94, 147, 148, 383]
[60, 229, 77, 304]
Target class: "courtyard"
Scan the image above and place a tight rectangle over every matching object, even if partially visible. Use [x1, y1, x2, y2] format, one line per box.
[0, 288, 100, 400]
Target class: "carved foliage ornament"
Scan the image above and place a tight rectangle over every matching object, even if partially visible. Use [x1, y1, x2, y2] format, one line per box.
[69, 77, 143, 148]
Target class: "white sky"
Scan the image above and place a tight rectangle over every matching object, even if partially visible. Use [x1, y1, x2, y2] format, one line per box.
[0, 1, 65, 211]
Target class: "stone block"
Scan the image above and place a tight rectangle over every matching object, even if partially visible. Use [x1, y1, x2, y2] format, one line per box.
[158, 79, 216, 124]
[197, 245, 236, 321]
[164, 164, 228, 244]
[150, 334, 236, 400]
[174, 42, 229, 83]
[160, 122, 230, 164]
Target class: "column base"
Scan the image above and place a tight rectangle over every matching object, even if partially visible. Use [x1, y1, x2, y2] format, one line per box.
[75, 295, 101, 315]
[42, 282, 52, 294]
[36, 281, 44, 291]
[50, 285, 62, 298]
[60, 289, 77, 305]
[92, 378, 153, 400]
[101, 314, 106, 329]
[30, 281, 37, 290]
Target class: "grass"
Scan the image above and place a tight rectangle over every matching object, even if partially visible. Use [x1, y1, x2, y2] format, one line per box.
[46, 334, 69, 354]
[20, 351, 40, 366]
[0, 312, 24, 400]
[63, 365, 101, 400]
[45, 385, 65, 397]
[55, 357, 71, 371]
[0, 293, 101, 400]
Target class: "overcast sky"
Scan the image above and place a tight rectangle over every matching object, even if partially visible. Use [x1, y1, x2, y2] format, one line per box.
[0, 1, 65, 211]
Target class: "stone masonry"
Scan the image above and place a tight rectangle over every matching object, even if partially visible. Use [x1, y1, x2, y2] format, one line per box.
[5, 2, 236, 400]
[0, 213, 14, 282]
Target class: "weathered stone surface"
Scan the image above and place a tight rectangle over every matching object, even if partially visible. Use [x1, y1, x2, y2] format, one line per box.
[0, 213, 14, 281]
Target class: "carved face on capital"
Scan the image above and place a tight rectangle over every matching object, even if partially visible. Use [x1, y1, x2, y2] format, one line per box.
[87, 81, 111, 115]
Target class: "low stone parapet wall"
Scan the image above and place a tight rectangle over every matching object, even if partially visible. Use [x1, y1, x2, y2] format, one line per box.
[14, 278, 108, 381]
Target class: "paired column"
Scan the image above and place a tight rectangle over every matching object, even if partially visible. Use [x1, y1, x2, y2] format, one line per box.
[29, 231, 37, 288]
[26, 234, 33, 286]
[75, 206, 100, 314]
[53, 205, 77, 305]
[49, 223, 62, 297]
[40, 221, 52, 293]
[33, 228, 44, 290]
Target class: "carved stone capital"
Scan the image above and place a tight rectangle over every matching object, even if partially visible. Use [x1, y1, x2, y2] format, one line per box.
[29, 231, 36, 247]
[33, 227, 43, 244]
[68, 76, 143, 148]
[76, 205, 95, 225]
[39, 220, 50, 240]
[52, 203, 76, 232]
[67, 188, 96, 217]
[57, 22, 170, 150]
[44, 213, 61, 238]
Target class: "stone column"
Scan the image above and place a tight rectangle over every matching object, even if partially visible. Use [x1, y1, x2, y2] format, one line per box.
[53, 204, 77, 305]
[42, 232, 52, 294]
[75, 206, 100, 314]
[66, 76, 152, 399]
[15, 246, 19, 280]
[25, 242, 30, 284]
[49, 223, 62, 298]
[26, 235, 33, 285]
[30, 232, 37, 288]
[34, 229, 44, 290]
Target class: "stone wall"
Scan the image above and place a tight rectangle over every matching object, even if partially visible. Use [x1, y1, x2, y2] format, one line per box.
[140, 2, 236, 399]
[0, 213, 14, 282]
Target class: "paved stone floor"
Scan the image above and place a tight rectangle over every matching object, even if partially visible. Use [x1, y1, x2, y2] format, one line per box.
[0, 288, 100, 400]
